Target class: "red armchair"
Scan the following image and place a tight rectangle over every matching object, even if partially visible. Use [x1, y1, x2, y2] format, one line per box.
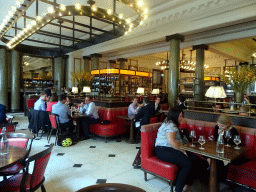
[141, 123, 178, 192]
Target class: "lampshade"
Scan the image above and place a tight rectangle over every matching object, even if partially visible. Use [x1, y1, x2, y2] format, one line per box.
[83, 86, 91, 93]
[137, 87, 144, 94]
[71, 87, 78, 94]
[205, 86, 226, 98]
[151, 89, 160, 94]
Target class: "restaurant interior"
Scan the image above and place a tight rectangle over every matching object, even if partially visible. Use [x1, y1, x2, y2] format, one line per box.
[1, 0, 256, 192]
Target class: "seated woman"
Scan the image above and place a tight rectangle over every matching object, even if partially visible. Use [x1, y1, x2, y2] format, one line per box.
[65, 96, 73, 108]
[46, 93, 58, 113]
[209, 114, 239, 181]
[155, 108, 208, 192]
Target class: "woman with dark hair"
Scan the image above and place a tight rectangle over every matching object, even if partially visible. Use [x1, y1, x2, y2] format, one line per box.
[65, 96, 73, 108]
[46, 93, 58, 113]
[155, 108, 208, 192]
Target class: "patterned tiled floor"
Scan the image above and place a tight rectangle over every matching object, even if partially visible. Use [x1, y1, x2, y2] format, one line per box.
[3, 113, 254, 192]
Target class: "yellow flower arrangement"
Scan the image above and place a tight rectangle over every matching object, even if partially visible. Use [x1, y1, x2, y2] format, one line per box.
[220, 66, 256, 92]
[71, 70, 94, 87]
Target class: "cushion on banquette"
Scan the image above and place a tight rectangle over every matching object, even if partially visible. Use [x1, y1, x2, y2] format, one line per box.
[27, 99, 37, 109]
[89, 107, 128, 137]
[141, 122, 178, 181]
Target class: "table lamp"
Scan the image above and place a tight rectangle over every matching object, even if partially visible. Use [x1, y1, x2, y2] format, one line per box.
[205, 86, 226, 112]
[71, 87, 79, 94]
[151, 89, 160, 94]
[83, 86, 91, 97]
[137, 87, 144, 95]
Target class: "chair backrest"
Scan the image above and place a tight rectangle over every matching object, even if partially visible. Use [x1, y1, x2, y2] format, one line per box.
[0, 122, 18, 133]
[7, 132, 35, 150]
[141, 123, 162, 159]
[21, 144, 54, 191]
[149, 116, 159, 124]
[49, 113, 59, 129]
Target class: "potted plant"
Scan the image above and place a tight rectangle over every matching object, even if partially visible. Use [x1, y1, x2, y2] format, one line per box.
[220, 66, 256, 103]
[71, 70, 94, 89]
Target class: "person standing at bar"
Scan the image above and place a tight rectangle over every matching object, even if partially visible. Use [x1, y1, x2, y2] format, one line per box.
[34, 93, 48, 111]
[80, 96, 99, 140]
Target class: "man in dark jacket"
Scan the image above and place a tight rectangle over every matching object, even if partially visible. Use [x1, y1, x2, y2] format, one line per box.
[135, 97, 155, 127]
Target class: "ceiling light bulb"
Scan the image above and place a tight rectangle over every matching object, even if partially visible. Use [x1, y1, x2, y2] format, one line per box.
[59, 13, 62, 16]
[36, 16, 42, 21]
[48, 7, 54, 13]
[144, 15, 148, 19]
[126, 18, 131, 23]
[8, 11, 14, 17]
[129, 24, 133, 28]
[11, 6, 17, 12]
[107, 9, 112, 15]
[128, 28, 132, 32]
[27, 24, 32, 29]
[31, 20, 36, 26]
[3, 19, 8, 24]
[118, 14, 123, 19]
[137, 1, 143, 7]
[140, 21, 144, 25]
[75, 3, 81, 10]
[16, 0, 21, 7]
[91, 5, 97, 12]
[5, 15, 10, 20]
[125, 31, 128, 35]
[24, 28, 28, 32]
[60, 4, 66, 11]
[144, 8, 148, 14]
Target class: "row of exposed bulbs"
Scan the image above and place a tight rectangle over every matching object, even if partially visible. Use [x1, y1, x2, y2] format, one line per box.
[6, 1, 148, 48]
[0, 0, 25, 32]
[159, 64, 209, 71]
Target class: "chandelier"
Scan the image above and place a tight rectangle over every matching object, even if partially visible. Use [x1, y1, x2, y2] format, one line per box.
[0, 0, 148, 50]
[155, 50, 209, 71]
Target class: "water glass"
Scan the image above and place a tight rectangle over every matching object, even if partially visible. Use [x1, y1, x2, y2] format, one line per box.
[198, 135, 206, 150]
[224, 130, 232, 147]
[234, 135, 241, 149]
[189, 130, 196, 147]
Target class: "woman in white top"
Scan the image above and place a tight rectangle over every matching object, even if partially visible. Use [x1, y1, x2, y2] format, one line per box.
[155, 108, 208, 192]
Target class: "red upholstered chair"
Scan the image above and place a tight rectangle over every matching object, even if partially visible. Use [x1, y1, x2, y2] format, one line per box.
[0, 144, 54, 192]
[141, 123, 178, 192]
[0, 122, 18, 133]
[0, 132, 35, 180]
[48, 113, 61, 145]
[27, 98, 37, 109]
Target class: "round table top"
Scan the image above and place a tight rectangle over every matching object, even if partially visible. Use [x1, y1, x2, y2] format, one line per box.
[0, 146, 27, 171]
[76, 183, 146, 192]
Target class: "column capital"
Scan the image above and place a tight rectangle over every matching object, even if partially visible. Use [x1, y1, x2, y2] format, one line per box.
[109, 60, 116, 64]
[117, 58, 128, 62]
[83, 56, 91, 60]
[90, 53, 102, 58]
[62, 55, 69, 59]
[166, 34, 185, 42]
[192, 44, 209, 50]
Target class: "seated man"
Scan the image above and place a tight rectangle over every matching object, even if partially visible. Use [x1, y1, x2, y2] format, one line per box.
[80, 96, 99, 139]
[153, 96, 161, 114]
[34, 93, 47, 111]
[128, 97, 143, 119]
[177, 95, 186, 111]
[52, 94, 74, 134]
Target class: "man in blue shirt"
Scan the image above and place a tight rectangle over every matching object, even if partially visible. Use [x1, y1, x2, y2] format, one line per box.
[128, 97, 143, 119]
[52, 94, 74, 133]
[34, 93, 47, 111]
[80, 96, 99, 139]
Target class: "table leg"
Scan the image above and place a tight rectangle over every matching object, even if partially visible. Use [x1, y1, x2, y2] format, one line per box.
[126, 120, 136, 144]
[209, 158, 218, 192]
[132, 148, 141, 169]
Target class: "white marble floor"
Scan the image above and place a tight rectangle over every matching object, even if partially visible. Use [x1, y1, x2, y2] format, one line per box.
[5, 113, 253, 192]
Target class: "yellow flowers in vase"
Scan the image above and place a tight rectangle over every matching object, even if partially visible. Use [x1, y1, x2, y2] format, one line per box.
[220, 66, 256, 93]
[71, 70, 94, 88]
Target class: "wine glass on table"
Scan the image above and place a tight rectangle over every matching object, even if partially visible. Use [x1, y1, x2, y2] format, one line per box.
[189, 130, 196, 147]
[224, 130, 232, 147]
[234, 135, 241, 149]
[198, 135, 206, 150]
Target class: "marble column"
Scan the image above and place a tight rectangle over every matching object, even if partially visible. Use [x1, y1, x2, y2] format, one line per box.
[166, 34, 185, 108]
[193, 44, 208, 101]
[54, 57, 64, 94]
[117, 58, 128, 69]
[0, 48, 8, 108]
[91, 54, 102, 70]
[108, 60, 116, 69]
[83, 56, 91, 72]
[11, 50, 21, 112]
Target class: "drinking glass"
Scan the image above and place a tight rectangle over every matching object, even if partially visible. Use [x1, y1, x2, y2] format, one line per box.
[224, 130, 232, 147]
[189, 130, 196, 147]
[198, 135, 206, 150]
[234, 135, 241, 149]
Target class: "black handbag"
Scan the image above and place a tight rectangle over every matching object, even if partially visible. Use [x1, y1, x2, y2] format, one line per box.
[180, 129, 192, 143]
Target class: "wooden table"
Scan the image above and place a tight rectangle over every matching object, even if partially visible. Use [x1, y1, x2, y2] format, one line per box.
[117, 116, 135, 144]
[0, 146, 27, 171]
[180, 141, 247, 192]
[72, 113, 89, 140]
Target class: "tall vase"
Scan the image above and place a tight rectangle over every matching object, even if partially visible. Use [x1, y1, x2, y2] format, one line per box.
[235, 91, 244, 103]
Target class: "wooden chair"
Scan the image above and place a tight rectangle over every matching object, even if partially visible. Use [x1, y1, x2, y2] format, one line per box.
[0, 144, 54, 192]
[48, 113, 61, 145]
[0, 132, 35, 180]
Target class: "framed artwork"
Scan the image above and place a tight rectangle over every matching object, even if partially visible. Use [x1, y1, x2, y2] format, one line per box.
[204, 67, 221, 76]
